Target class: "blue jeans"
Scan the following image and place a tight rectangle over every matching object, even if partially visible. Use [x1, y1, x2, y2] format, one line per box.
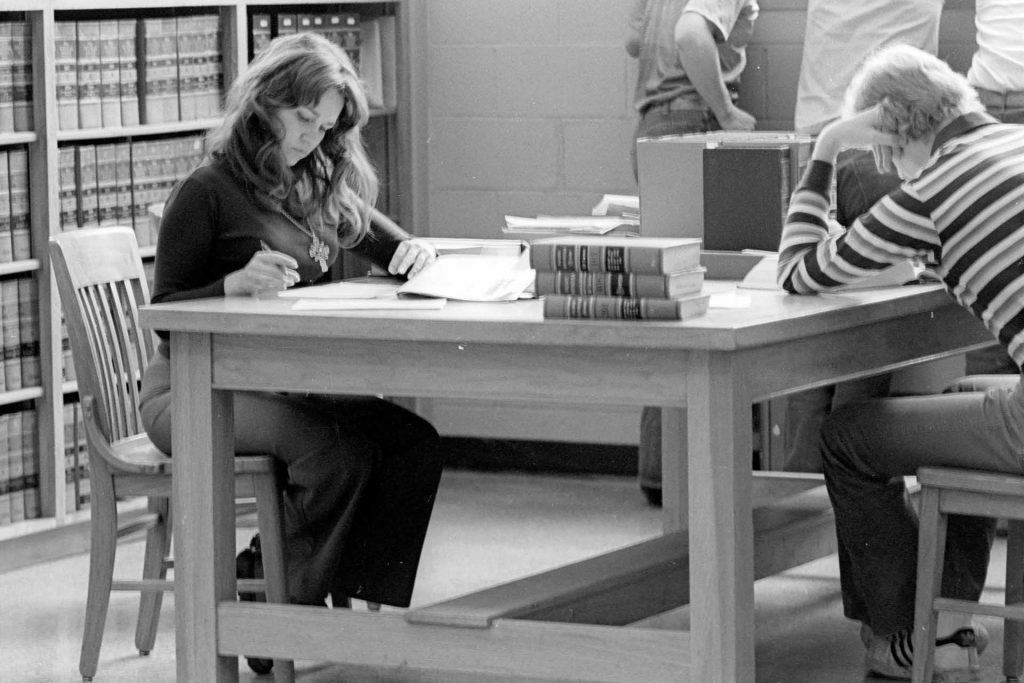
[822, 374, 1024, 635]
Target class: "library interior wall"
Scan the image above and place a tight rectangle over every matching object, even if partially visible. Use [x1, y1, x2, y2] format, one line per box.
[417, 0, 979, 445]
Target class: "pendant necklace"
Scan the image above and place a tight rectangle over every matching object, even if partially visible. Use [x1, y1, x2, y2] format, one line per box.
[280, 210, 330, 273]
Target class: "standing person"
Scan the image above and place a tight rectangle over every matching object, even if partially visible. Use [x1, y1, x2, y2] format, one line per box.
[776, 44, 1024, 679]
[627, 0, 759, 179]
[139, 32, 444, 614]
[960, 0, 1024, 376]
[627, 0, 759, 506]
[968, 0, 1024, 126]
[781, 0, 944, 473]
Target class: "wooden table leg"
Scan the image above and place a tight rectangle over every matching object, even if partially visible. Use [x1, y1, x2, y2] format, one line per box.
[172, 332, 239, 683]
[686, 350, 756, 683]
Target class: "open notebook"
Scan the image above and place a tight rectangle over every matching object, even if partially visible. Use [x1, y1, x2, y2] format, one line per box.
[279, 251, 535, 309]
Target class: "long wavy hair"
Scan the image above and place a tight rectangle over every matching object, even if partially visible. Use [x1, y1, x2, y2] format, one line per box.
[206, 31, 378, 247]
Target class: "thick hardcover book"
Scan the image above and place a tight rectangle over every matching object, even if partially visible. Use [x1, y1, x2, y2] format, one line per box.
[117, 18, 139, 126]
[0, 22, 14, 132]
[76, 20, 102, 129]
[197, 14, 223, 117]
[542, 292, 711, 321]
[7, 148, 29, 261]
[535, 267, 705, 298]
[95, 143, 118, 226]
[277, 14, 297, 35]
[0, 415, 9, 525]
[113, 142, 134, 228]
[10, 20, 31, 132]
[21, 409, 38, 520]
[530, 236, 702, 274]
[2, 279, 21, 390]
[58, 146, 78, 231]
[702, 145, 795, 252]
[55, 21, 79, 130]
[175, 16, 200, 120]
[140, 17, 179, 124]
[8, 408, 23, 522]
[0, 150, 11, 262]
[97, 19, 121, 127]
[18, 277, 39, 388]
[251, 13, 272, 58]
[76, 144, 99, 228]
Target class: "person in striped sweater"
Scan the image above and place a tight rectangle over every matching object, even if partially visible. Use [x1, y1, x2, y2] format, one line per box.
[777, 44, 1024, 680]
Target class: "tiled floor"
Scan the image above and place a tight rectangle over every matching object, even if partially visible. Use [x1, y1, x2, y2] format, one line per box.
[0, 469, 1013, 682]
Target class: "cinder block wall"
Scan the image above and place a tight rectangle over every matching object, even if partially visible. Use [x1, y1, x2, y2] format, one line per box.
[422, 0, 978, 239]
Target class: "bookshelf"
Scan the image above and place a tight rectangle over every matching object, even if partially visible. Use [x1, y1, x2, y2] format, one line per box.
[0, 0, 425, 559]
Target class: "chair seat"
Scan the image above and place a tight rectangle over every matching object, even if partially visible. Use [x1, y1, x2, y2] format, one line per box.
[917, 466, 1024, 497]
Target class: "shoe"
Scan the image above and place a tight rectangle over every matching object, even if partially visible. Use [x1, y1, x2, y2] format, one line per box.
[862, 622, 987, 681]
[236, 534, 273, 675]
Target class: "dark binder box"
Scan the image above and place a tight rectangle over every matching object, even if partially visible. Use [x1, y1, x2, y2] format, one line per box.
[701, 145, 796, 252]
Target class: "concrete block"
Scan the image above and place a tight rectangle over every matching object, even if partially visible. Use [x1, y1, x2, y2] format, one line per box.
[429, 118, 560, 190]
[428, 0, 558, 45]
[564, 119, 637, 191]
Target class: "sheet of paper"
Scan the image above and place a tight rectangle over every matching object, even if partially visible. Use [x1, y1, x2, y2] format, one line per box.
[290, 297, 446, 311]
[278, 281, 400, 299]
[503, 215, 638, 235]
[396, 253, 535, 302]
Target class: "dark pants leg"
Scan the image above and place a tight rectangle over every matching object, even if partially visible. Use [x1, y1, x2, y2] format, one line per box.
[140, 353, 443, 607]
[821, 375, 1024, 635]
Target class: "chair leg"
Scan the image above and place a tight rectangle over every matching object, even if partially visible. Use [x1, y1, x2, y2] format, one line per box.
[80, 484, 119, 681]
[1004, 520, 1024, 682]
[254, 470, 295, 683]
[911, 486, 947, 683]
[134, 496, 171, 655]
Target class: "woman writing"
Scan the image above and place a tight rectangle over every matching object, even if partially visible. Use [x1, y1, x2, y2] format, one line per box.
[139, 31, 444, 616]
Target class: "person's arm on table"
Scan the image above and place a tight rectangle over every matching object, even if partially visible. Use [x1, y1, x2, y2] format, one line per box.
[776, 108, 939, 292]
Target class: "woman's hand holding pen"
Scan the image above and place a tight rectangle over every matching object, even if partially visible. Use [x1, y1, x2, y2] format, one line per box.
[388, 238, 437, 279]
[224, 241, 300, 296]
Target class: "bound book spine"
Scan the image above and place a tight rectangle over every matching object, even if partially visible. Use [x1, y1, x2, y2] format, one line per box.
[542, 293, 711, 321]
[534, 269, 704, 297]
[531, 244, 692, 274]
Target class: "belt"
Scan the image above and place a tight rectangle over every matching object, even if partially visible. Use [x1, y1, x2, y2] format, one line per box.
[976, 87, 1024, 108]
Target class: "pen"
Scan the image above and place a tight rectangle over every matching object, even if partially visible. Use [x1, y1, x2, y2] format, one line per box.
[260, 240, 273, 253]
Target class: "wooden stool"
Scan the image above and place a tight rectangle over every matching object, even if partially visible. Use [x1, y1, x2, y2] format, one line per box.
[912, 466, 1024, 683]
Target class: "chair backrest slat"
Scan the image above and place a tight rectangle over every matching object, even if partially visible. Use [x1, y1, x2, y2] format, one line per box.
[50, 228, 156, 458]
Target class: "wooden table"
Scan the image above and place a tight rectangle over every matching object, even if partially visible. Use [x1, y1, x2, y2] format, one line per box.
[139, 281, 993, 683]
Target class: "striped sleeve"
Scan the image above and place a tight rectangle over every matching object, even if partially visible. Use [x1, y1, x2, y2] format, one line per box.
[777, 160, 940, 293]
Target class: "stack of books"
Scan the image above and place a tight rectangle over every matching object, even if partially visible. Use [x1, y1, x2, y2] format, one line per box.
[530, 236, 710, 320]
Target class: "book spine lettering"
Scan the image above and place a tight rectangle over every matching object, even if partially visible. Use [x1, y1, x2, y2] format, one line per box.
[542, 294, 710, 321]
[10, 20, 31, 132]
[0, 150, 11, 263]
[98, 19, 121, 127]
[118, 18, 139, 126]
[538, 244, 665, 274]
[7, 148, 29, 261]
[76, 20, 102, 129]
[55, 21, 79, 130]
[0, 22, 15, 132]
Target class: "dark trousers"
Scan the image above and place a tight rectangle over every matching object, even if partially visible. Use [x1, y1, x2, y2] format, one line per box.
[139, 350, 443, 607]
[821, 375, 1024, 634]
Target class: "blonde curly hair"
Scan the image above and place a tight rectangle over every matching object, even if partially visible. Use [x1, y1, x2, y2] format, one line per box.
[843, 44, 984, 145]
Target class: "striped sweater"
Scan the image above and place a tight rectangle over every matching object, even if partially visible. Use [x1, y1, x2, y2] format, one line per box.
[777, 112, 1024, 368]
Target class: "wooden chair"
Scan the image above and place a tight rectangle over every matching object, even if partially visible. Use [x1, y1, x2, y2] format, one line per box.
[49, 227, 294, 682]
[911, 466, 1024, 683]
